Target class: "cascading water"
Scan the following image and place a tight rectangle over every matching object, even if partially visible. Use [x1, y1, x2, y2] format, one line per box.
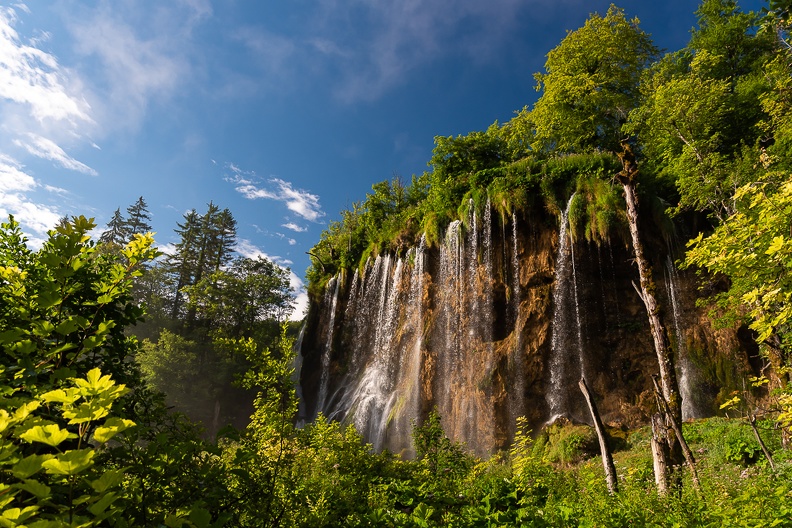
[316, 275, 340, 415]
[547, 194, 585, 420]
[664, 255, 703, 420]
[293, 323, 308, 427]
[302, 190, 727, 456]
[508, 212, 525, 431]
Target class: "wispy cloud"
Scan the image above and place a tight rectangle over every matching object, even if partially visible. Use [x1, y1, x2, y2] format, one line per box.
[227, 165, 325, 222]
[14, 133, 97, 175]
[318, 0, 529, 102]
[0, 6, 93, 125]
[0, 154, 61, 240]
[282, 222, 307, 232]
[65, 5, 190, 133]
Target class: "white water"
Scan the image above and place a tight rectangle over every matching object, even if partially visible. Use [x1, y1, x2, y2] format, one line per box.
[316, 275, 341, 415]
[548, 195, 584, 417]
[664, 255, 702, 420]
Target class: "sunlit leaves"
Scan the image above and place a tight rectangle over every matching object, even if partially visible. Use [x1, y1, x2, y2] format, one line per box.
[531, 6, 658, 153]
[19, 425, 71, 447]
[685, 179, 792, 352]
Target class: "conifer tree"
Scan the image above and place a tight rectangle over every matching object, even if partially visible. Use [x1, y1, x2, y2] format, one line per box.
[99, 207, 129, 245]
[124, 196, 153, 236]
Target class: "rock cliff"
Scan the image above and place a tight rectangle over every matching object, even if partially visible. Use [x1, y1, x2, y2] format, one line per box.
[299, 199, 758, 456]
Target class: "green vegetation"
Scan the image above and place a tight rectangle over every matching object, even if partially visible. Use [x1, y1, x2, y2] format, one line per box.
[3, 0, 792, 525]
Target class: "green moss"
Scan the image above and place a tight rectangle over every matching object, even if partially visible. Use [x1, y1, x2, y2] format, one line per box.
[540, 423, 599, 465]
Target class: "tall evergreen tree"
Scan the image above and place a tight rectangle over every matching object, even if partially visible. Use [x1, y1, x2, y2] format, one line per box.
[99, 208, 129, 245]
[165, 203, 238, 325]
[124, 196, 153, 236]
[167, 209, 202, 320]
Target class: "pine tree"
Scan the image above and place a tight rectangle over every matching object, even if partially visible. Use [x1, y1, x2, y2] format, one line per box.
[99, 208, 129, 245]
[167, 209, 202, 320]
[165, 203, 238, 325]
[124, 196, 153, 237]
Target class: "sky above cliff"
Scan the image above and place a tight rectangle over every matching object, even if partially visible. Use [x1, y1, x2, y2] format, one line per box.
[0, 0, 764, 318]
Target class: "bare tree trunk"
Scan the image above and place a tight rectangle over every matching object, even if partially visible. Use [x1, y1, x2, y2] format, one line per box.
[616, 144, 682, 426]
[652, 375, 700, 491]
[617, 143, 687, 485]
[651, 413, 670, 496]
[749, 413, 777, 472]
[579, 377, 618, 494]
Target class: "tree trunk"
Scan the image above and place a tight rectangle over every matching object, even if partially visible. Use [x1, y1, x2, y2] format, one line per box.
[579, 377, 618, 494]
[651, 413, 670, 496]
[749, 413, 776, 472]
[652, 375, 700, 491]
[617, 143, 684, 457]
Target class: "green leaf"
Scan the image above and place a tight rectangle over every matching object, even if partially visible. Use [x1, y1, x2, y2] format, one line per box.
[54, 318, 80, 335]
[64, 399, 112, 425]
[189, 507, 212, 528]
[11, 454, 55, 479]
[19, 424, 71, 447]
[75, 368, 114, 393]
[16, 479, 51, 499]
[42, 449, 95, 476]
[93, 417, 135, 443]
[26, 519, 68, 528]
[91, 469, 125, 493]
[164, 513, 187, 528]
[41, 387, 81, 405]
[88, 491, 118, 517]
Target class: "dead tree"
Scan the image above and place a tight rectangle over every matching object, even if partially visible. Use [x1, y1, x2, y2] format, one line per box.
[652, 375, 701, 491]
[651, 413, 670, 496]
[617, 141, 687, 482]
[579, 377, 618, 494]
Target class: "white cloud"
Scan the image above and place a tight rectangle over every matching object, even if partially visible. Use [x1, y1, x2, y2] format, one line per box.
[0, 153, 35, 191]
[229, 170, 325, 223]
[157, 242, 177, 257]
[282, 222, 307, 233]
[66, 7, 188, 132]
[288, 238, 296, 246]
[0, 6, 93, 125]
[14, 133, 97, 175]
[0, 154, 60, 238]
[306, 0, 529, 102]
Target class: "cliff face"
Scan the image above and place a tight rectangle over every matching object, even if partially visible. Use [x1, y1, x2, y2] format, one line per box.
[298, 200, 757, 456]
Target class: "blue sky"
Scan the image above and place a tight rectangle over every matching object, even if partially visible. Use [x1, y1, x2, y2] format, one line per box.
[0, 0, 764, 318]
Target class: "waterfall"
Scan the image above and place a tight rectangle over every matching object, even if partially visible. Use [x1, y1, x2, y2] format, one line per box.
[664, 255, 703, 420]
[547, 195, 583, 419]
[509, 212, 525, 430]
[316, 275, 341, 415]
[293, 323, 307, 427]
[511, 212, 521, 304]
[568, 226, 586, 381]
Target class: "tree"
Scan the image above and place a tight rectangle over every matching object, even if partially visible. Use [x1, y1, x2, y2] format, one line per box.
[184, 256, 293, 339]
[123, 196, 153, 237]
[685, 178, 792, 374]
[530, 5, 658, 153]
[99, 207, 129, 245]
[628, 0, 775, 220]
[167, 209, 202, 319]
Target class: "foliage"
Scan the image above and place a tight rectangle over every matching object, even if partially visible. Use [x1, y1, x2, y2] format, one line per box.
[628, 0, 778, 221]
[0, 215, 227, 527]
[685, 179, 792, 365]
[0, 368, 134, 526]
[531, 5, 658, 153]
